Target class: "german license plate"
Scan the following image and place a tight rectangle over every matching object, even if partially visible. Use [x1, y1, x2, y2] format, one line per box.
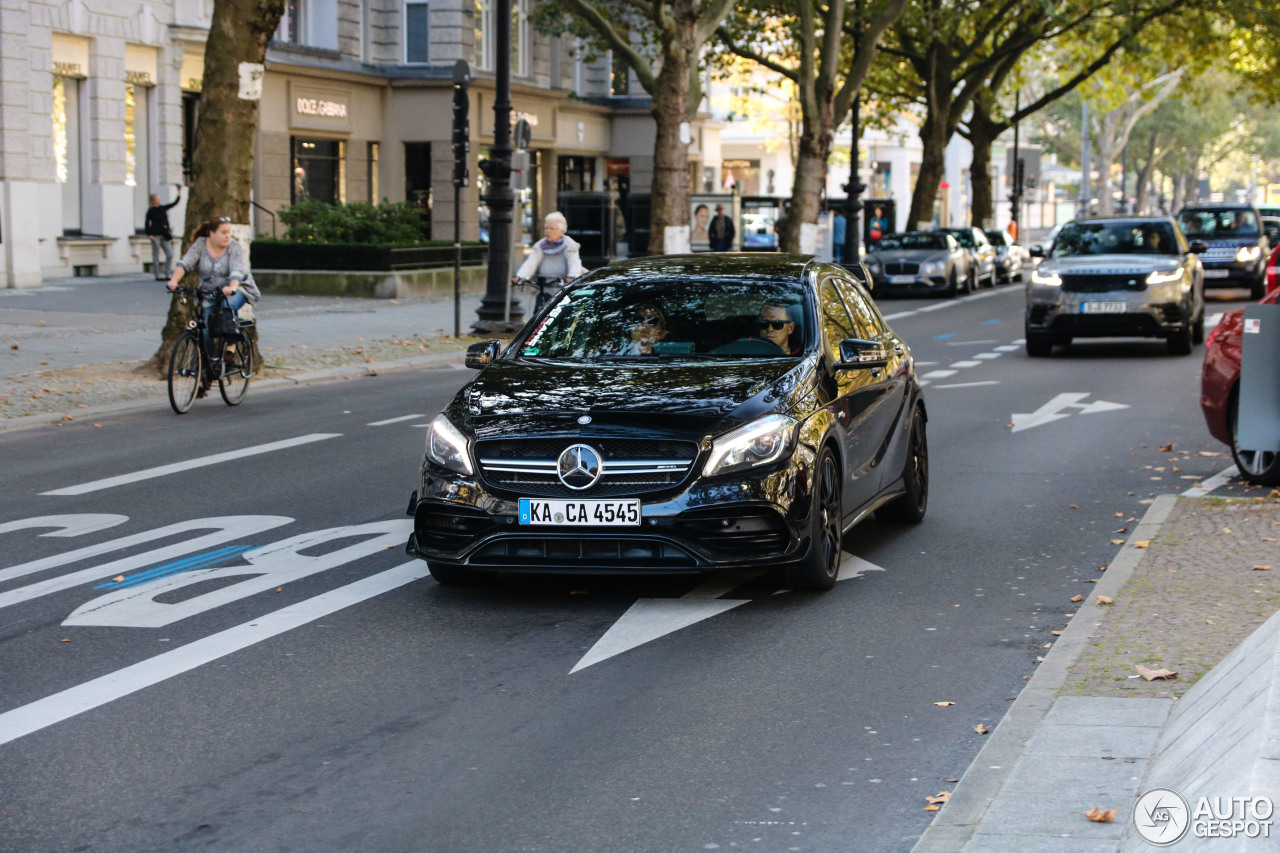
[1203, 269, 1230, 279]
[519, 498, 641, 526]
[1081, 302, 1126, 314]
[889, 274, 916, 284]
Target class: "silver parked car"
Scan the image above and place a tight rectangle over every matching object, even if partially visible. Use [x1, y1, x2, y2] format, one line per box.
[934, 227, 997, 289]
[864, 231, 973, 297]
[984, 228, 1027, 283]
[1025, 216, 1206, 357]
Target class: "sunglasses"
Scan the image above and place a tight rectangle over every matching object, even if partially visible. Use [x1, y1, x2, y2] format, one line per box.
[637, 316, 663, 327]
[756, 319, 790, 331]
[217, 217, 231, 223]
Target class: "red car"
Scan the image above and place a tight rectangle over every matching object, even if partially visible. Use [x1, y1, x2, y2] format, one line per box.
[1201, 287, 1280, 484]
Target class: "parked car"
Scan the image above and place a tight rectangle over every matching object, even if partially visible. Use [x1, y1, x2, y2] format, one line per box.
[1201, 287, 1280, 485]
[405, 254, 928, 590]
[1267, 242, 1280, 296]
[1175, 203, 1269, 298]
[933, 227, 997, 288]
[1257, 205, 1280, 219]
[1025, 216, 1205, 357]
[984, 228, 1027, 283]
[1261, 216, 1280, 250]
[863, 231, 973, 296]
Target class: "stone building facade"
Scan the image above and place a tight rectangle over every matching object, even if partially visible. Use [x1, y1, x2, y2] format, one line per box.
[0, 0, 719, 288]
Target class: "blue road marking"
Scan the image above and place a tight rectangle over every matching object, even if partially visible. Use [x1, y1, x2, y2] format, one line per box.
[92, 545, 253, 589]
[933, 333, 957, 340]
[983, 319, 1003, 325]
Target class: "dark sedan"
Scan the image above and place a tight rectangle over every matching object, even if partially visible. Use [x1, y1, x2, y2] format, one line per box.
[864, 231, 972, 296]
[405, 254, 928, 591]
[1176, 204, 1269, 298]
[1025, 216, 1205, 356]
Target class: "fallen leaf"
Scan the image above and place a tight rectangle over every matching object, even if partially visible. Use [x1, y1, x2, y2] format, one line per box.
[1224, 527, 1233, 534]
[1070, 594, 1084, 602]
[1005, 423, 1014, 429]
[1070, 504, 1079, 509]
[1134, 540, 1150, 549]
[1043, 642, 1053, 648]
[1252, 565, 1271, 572]
[1036, 656, 1045, 662]
[1110, 539, 1125, 545]
[1159, 443, 1174, 452]
[1096, 595, 1113, 605]
[93, 423, 102, 428]
[1197, 451, 1220, 457]
[973, 724, 989, 734]
[1052, 630, 1063, 636]
[276, 587, 283, 592]
[60, 638, 71, 642]
[113, 575, 125, 582]
[1263, 537, 1277, 542]
[933, 701, 955, 707]
[925, 791, 951, 804]
[924, 804, 940, 811]
[1084, 806, 1119, 823]
[61, 414, 72, 421]
[1114, 512, 1125, 517]
[1135, 664, 1178, 681]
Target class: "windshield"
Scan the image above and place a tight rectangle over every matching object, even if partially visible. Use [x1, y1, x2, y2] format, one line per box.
[878, 233, 949, 251]
[1052, 221, 1180, 257]
[983, 230, 1007, 246]
[940, 229, 974, 248]
[519, 279, 809, 359]
[1176, 209, 1259, 238]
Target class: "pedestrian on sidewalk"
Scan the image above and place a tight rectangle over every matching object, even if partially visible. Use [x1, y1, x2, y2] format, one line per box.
[145, 184, 183, 281]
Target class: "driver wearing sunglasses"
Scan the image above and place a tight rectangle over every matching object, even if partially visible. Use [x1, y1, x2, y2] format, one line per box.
[755, 301, 799, 354]
[616, 303, 667, 355]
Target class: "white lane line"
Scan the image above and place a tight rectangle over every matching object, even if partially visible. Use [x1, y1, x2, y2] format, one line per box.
[880, 287, 1016, 321]
[1182, 464, 1239, 497]
[994, 345, 1021, 352]
[0, 561, 429, 747]
[932, 380, 1001, 389]
[921, 369, 958, 379]
[41, 434, 342, 496]
[974, 353, 1002, 359]
[950, 360, 982, 368]
[366, 414, 425, 426]
[947, 340, 998, 346]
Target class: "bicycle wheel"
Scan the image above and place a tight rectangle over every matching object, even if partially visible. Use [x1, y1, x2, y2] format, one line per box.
[167, 333, 202, 414]
[218, 337, 252, 406]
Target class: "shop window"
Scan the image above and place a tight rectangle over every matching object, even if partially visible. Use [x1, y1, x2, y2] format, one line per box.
[611, 50, 629, 96]
[277, 0, 338, 50]
[405, 141, 433, 236]
[368, 142, 380, 203]
[405, 1, 429, 64]
[513, 0, 529, 77]
[125, 83, 152, 235]
[53, 76, 83, 234]
[558, 156, 595, 192]
[474, 0, 493, 71]
[292, 138, 346, 204]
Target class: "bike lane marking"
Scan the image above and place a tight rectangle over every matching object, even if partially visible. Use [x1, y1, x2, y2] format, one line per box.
[40, 434, 342, 496]
[0, 560, 429, 748]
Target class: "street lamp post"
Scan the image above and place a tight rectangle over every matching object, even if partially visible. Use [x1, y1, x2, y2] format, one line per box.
[842, 94, 865, 267]
[472, 0, 522, 335]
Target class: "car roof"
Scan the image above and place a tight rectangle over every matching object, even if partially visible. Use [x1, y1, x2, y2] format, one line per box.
[1065, 215, 1177, 225]
[1178, 203, 1257, 211]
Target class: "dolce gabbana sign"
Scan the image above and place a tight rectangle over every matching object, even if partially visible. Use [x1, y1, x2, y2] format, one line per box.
[290, 84, 352, 131]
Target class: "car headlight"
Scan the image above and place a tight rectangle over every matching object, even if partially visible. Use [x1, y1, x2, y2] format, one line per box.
[425, 414, 473, 475]
[1146, 268, 1183, 285]
[1237, 246, 1262, 262]
[867, 262, 881, 273]
[1030, 269, 1062, 286]
[920, 260, 943, 276]
[703, 414, 799, 477]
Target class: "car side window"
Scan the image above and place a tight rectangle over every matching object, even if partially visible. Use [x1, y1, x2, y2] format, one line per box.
[832, 276, 884, 339]
[819, 278, 860, 364]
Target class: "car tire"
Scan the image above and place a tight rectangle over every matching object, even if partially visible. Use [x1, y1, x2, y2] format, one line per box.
[876, 405, 928, 524]
[1167, 321, 1193, 355]
[946, 271, 959, 298]
[1251, 275, 1266, 301]
[1191, 309, 1206, 345]
[780, 447, 843, 591]
[427, 562, 487, 586]
[1230, 390, 1280, 486]
[1026, 335, 1053, 357]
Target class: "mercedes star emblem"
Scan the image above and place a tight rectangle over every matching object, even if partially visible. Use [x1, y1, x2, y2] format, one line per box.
[557, 444, 603, 490]
[577, 415, 592, 425]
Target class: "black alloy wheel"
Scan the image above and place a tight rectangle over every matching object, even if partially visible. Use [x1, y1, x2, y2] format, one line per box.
[1229, 390, 1280, 486]
[781, 448, 843, 591]
[877, 404, 929, 524]
[1251, 275, 1266, 300]
[1025, 326, 1053, 357]
[1191, 309, 1206, 345]
[947, 270, 960, 298]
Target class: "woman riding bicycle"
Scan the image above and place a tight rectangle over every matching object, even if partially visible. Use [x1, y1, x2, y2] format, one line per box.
[166, 216, 260, 366]
[513, 211, 583, 287]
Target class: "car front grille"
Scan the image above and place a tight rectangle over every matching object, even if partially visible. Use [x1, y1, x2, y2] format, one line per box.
[1199, 248, 1238, 261]
[1060, 273, 1147, 292]
[884, 262, 920, 275]
[476, 437, 699, 498]
[1028, 304, 1053, 325]
[417, 504, 496, 549]
[1159, 303, 1184, 324]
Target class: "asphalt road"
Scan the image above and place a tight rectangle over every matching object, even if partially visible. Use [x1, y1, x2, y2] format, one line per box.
[0, 282, 1255, 852]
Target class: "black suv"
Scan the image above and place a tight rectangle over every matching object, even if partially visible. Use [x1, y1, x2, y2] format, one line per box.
[1176, 204, 1269, 298]
[405, 255, 928, 591]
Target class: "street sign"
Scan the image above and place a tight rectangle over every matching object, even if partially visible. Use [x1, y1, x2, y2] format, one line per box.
[452, 81, 469, 188]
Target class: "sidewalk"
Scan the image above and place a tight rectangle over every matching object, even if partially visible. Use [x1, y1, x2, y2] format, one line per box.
[915, 492, 1280, 851]
[1, 272, 514, 427]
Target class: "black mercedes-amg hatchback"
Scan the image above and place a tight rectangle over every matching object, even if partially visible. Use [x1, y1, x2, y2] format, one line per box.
[405, 254, 927, 591]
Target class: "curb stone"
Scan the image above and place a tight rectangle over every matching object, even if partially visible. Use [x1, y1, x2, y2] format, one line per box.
[911, 494, 1181, 852]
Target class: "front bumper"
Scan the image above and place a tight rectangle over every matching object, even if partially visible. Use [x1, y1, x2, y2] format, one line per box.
[1201, 259, 1263, 288]
[868, 272, 951, 296]
[405, 451, 818, 576]
[1025, 283, 1192, 340]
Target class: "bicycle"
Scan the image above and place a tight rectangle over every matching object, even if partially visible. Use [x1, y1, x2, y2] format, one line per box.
[514, 276, 566, 314]
[165, 286, 255, 414]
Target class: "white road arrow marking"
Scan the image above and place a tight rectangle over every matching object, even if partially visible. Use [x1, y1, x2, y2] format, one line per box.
[1010, 393, 1129, 433]
[570, 554, 887, 673]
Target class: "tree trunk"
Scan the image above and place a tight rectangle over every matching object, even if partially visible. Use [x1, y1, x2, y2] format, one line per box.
[646, 36, 694, 256]
[147, 0, 284, 376]
[908, 111, 951, 229]
[1095, 109, 1119, 215]
[782, 93, 833, 253]
[967, 95, 1001, 230]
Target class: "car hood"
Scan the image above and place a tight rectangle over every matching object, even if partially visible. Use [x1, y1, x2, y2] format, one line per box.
[869, 249, 950, 262]
[455, 357, 812, 440]
[1037, 254, 1180, 275]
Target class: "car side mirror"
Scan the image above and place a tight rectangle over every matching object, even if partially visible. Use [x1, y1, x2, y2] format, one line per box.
[1029, 244, 1044, 257]
[1189, 240, 1208, 255]
[464, 340, 502, 369]
[834, 338, 889, 371]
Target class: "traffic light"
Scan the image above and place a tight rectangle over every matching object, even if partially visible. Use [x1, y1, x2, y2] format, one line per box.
[452, 83, 469, 187]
